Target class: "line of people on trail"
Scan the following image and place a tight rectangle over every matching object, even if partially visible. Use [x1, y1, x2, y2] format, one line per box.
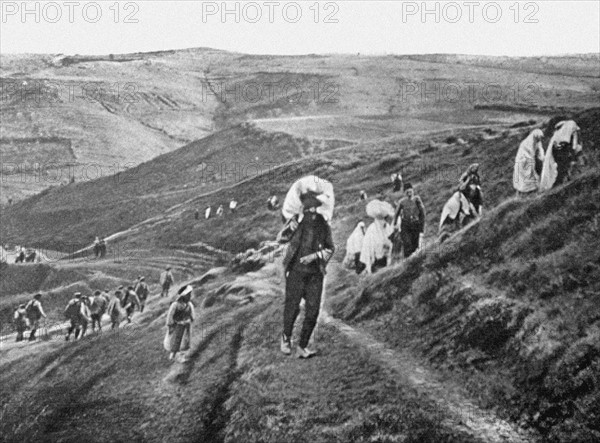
[344, 182, 427, 274]
[274, 122, 585, 357]
[12, 273, 157, 343]
[513, 120, 583, 196]
[203, 199, 239, 220]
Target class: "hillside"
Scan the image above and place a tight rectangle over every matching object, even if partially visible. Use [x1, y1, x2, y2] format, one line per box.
[2, 50, 598, 202]
[1, 48, 599, 441]
[0, 123, 350, 251]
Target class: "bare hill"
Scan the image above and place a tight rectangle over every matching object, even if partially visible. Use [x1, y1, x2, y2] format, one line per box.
[2, 50, 598, 202]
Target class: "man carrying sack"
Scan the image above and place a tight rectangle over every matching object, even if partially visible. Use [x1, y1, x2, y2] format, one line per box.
[277, 176, 335, 359]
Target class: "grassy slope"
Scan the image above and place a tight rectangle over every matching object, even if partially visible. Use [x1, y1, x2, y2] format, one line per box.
[0, 264, 478, 442]
[325, 110, 600, 442]
[0, 124, 349, 251]
[109, 107, 599, 441]
[2, 50, 598, 202]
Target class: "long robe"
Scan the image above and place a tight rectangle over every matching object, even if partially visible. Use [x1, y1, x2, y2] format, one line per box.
[343, 223, 365, 267]
[513, 129, 545, 193]
[164, 300, 195, 352]
[359, 218, 393, 272]
[439, 191, 473, 231]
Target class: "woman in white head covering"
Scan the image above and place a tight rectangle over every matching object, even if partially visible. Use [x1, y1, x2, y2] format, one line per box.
[513, 129, 545, 196]
[164, 285, 195, 361]
[343, 221, 366, 270]
[359, 200, 395, 274]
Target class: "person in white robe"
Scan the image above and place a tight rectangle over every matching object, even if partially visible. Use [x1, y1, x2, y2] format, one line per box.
[513, 129, 545, 196]
[343, 221, 366, 269]
[359, 200, 395, 274]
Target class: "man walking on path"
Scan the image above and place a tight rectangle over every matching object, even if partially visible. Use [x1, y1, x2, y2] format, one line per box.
[122, 286, 141, 323]
[135, 276, 150, 312]
[229, 199, 238, 213]
[25, 293, 46, 341]
[277, 191, 335, 358]
[89, 290, 108, 332]
[394, 183, 425, 259]
[107, 290, 124, 329]
[64, 293, 91, 341]
[160, 267, 175, 297]
[13, 304, 28, 342]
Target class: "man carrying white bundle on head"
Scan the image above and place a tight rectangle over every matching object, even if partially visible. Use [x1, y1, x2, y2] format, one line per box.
[359, 200, 395, 275]
[277, 176, 335, 359]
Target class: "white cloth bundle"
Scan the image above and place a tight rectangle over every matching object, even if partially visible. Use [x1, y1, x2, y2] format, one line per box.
[439, 191, 473, 230]
[281, 175, 335, 222]
[365, 199, 395, 220]
[359, 218, 393, 271]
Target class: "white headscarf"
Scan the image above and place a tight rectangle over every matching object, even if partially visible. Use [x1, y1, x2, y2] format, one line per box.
[513, 129, 545, 193]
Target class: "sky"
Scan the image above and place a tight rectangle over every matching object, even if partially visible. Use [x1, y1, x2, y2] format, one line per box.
[1, 1, 599, 56]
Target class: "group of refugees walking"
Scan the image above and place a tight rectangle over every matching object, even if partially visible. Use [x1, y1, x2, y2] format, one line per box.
[344, 182, 426, 275]
[12, 274, 154, 343]
[10, 118, 586, 367]
[513, 120, 582, 195]
[203, 199, 238, 220]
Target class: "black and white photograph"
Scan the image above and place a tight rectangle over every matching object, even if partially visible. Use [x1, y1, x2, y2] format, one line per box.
[0, 1, 599, 441]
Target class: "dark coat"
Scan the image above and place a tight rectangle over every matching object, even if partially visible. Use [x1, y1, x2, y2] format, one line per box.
[277, 213, 334, 275]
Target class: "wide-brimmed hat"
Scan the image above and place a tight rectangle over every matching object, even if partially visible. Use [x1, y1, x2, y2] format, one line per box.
[300, 190, 324, 209]
[177, 285, 193, 299]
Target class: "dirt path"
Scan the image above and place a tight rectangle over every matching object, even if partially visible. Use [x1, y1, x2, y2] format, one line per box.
[321, 311, 535, 442]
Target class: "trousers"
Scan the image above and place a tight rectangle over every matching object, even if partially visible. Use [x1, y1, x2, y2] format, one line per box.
[283, 269, 323, 349]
